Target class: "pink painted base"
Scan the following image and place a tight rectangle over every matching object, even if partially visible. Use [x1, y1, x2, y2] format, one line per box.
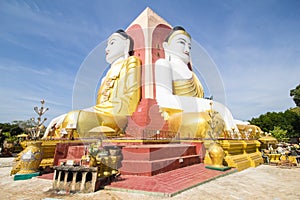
[53, 142, 85, 166]
[181, 141, 206, 162]
[120, 144, 201, 176]
[53, 140, 205, 177]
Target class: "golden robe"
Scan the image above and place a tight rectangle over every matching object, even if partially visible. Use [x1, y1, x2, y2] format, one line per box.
[172, 73, 204, 98]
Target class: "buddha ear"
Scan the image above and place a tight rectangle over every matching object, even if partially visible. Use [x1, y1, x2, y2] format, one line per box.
[124, 39, 130, 58]
[163, 41, 171, 61]
[162, 41, 168, 50]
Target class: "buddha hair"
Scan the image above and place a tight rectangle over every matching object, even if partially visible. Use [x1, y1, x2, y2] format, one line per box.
[115, 29, 134, 56]
[164, 26, 191, 43]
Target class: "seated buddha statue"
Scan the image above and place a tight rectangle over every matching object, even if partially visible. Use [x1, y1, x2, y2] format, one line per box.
[46, 30, 141, 138]
[155, 26, 237, 139]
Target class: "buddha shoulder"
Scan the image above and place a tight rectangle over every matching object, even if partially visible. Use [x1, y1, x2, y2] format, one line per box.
[126, 56, 141, 69]
[155, 58, 170, 67]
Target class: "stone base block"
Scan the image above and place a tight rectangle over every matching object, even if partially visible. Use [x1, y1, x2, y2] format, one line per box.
[205, 165, 231, 171]
[247, 152, 263, 167]
[224, 154, 251, 171]
[14, 172, 40, 181]
[120, 144, 201, 176]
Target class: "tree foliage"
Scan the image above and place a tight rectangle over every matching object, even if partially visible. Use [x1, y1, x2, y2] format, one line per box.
[0, 119, 47, 140]
[290, 84, 300, 107]
[270, 126, 288, 142]
[0, 122, 23, 136]
[249, 109, 300, 139]
[0, 122, 23, 144]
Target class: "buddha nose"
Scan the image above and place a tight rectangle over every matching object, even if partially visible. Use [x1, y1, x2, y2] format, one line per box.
[184, 44, 190, 54]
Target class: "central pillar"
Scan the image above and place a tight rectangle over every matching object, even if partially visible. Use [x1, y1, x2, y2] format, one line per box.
[125, 8, 172, 138]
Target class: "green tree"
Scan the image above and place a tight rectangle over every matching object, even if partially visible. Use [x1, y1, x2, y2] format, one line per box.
[270, 126, 288, 142]
[0, 119, 47, 140]
[290, 84, 300, 107]
[0, 122, 23, 136]
[249, 110, 300, 139]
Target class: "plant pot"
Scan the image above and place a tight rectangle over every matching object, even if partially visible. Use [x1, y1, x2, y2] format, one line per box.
[208, 142, 224, 167]
[18, 141, 43, 174]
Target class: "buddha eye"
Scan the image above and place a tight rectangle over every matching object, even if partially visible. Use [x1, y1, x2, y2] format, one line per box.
[109, 39, 116, 45]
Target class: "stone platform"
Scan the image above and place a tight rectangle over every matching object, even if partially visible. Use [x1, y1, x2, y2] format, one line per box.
[52, 140, 205, 177]
[120, 144, 201, 176]
[39, 163, 237, 197]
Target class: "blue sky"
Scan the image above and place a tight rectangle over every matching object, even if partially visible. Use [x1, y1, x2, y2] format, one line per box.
[0, 0, 299, 125]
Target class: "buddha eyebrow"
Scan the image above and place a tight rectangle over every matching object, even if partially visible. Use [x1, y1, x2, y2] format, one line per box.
[108, 38, 116, 44]
[177, 38, 191, 46]
[177, 38, 187, 43]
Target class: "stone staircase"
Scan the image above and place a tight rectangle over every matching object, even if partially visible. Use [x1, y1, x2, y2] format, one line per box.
[120, 143, 201, 176]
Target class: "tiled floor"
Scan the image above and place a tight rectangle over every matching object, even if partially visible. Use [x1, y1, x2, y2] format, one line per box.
[39, 172, 54, 180]
[105, 163, 237, 197]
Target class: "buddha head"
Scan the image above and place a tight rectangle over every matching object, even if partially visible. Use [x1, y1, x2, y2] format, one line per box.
[105, 29, 134, 64]
[163, 26, 191, 65]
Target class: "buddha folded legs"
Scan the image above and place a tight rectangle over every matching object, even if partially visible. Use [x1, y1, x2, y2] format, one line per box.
[62, 110, 127, 138]
[168, 112, 225, 139]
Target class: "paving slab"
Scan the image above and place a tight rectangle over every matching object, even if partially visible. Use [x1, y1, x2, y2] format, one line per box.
[1, 160, 300, 199]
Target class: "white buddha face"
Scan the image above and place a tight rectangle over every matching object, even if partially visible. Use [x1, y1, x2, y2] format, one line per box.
[163, 33, 191, 64]
[105, 33, 130, 64]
